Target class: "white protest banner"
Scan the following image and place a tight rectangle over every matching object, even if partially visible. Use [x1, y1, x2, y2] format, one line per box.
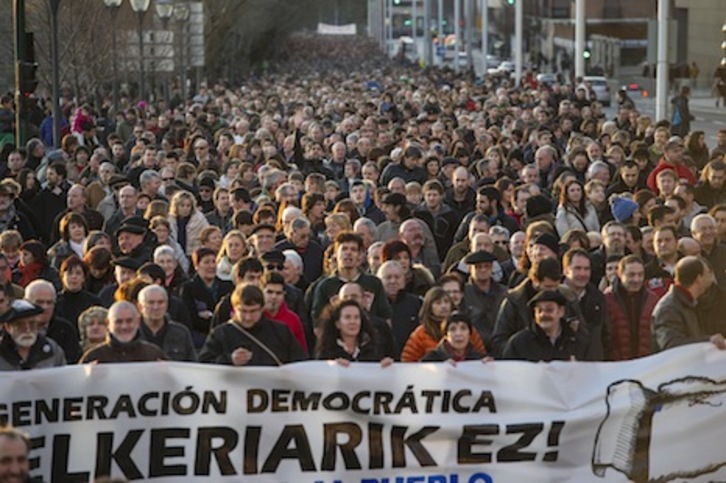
[1, 344, 726, 482]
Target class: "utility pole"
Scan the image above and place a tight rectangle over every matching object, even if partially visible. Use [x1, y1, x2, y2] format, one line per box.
[514, 0, 522, 84]
[481, 0, 488, 61]
[454, 0, 461, 72]
[437, 0, 443, 66]
[13, 0, 29, 148]
[465, 0, 473, 70]
[655, 0, 669, 121]
[575, 0, 585, 79]
[49, 0, 61, 148]
[412, 0, 417, 63]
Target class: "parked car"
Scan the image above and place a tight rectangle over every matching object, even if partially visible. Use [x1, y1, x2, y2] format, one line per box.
[582, 75, 611, 106]
[536, 73, 557, 87]
[498, 61, 515, 73]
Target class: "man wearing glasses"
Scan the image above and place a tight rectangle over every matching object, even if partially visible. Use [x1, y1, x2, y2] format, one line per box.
[0, 299, 66, 370]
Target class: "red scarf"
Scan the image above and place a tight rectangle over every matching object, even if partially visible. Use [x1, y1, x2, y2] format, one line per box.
[18, 262, 43, 288]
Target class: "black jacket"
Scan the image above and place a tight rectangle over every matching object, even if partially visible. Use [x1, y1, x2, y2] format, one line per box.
[0, 333, 66, 370]
[502, 320, 598, 362]
[32, 184, 69, 243]
[46, 315, 82, 364]
[180, 275, 234, 343]
[316, 333, 386, 362]
[56, 290, 102, 328]
[275, 239, 324, 286]
[198, 318, 306, 366]
[140, 317, 197, 362]
[490, 279, 586, 358]
[461, 280, 507, 348]
[389, 291, 423, 355]
[80, 332, 167, 363]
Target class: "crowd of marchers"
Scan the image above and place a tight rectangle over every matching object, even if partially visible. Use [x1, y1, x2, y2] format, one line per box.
[0, 34, 726, 379]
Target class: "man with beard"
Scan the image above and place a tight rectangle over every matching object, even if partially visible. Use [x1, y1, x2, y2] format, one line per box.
[80, 301, 168, 363]
[0, 426, 44, 482]
[0, 299, 66, 370]
[444, 166, 476, 226]
[25, 280, 82, 364]
[454, 185, 519, 243]
[590, 221, 628, 284]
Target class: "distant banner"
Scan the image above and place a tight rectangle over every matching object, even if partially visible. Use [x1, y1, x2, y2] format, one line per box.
[317, 23, 357, 35]
[2, 345, 726, 482]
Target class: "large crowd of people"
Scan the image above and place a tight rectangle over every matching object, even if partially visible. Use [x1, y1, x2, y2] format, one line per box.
[1, 33, 726, 381]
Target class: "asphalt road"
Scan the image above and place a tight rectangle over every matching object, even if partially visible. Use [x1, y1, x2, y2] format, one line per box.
[605, 91, 725, 147]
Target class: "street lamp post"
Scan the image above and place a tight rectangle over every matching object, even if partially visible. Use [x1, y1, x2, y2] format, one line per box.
[173, 3, 190, 103]
[102, 0, 122, 114]
[155, 0, 174, 105]
[48, 0, 62, 148]
[129, 0, 151, 101]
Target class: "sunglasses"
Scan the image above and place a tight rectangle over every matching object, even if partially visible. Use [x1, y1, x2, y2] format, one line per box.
[162, 177, 175, 182]
[265, 264, 284, 271]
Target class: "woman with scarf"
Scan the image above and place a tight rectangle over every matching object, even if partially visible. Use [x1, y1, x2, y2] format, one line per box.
[13, 239, 61, 291]
[421, 312, 488, 362]
[47, 212, 88, 270]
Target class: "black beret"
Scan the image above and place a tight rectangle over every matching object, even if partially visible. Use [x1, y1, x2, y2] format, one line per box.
[0, 300, 44, 324]
[260, 250, 285, 265]
[115, 223, 146, 237]
[528, 290, 567, 308]
[250, 223, 276, 236]
[112, 256, 142, 270]
[463, 250, 497, 265]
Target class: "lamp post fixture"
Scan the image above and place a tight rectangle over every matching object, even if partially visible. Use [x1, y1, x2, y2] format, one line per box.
[102, 0, 122, 113]
[154, 0, 174, 104]
[173, 2, 190, 102]
[129, 0, 151, 101]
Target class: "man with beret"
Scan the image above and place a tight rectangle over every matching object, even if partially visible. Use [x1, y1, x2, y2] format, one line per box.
[98, 257, 141, 307]
[25, 280, 82, 364]
[249, 223, 276, 258]
[491, 257, 587, 357]
[116, 219, 153, 263]
[0, 299, 66, 370]
[501, 290, 598, 362]
[97, 174, 130, 220]
[460, 250, 507, 348]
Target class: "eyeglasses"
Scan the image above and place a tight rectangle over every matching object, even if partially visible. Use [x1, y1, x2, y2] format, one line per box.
[265, 264, 284, 271]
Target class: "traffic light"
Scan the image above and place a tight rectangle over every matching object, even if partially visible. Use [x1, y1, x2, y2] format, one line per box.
[18, 61, 38, 96]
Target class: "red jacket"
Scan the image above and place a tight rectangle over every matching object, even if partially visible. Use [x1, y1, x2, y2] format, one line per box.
[604, 284, 659, 361]
[265, 303, 308, 355]
[646, 158, 697, 194]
